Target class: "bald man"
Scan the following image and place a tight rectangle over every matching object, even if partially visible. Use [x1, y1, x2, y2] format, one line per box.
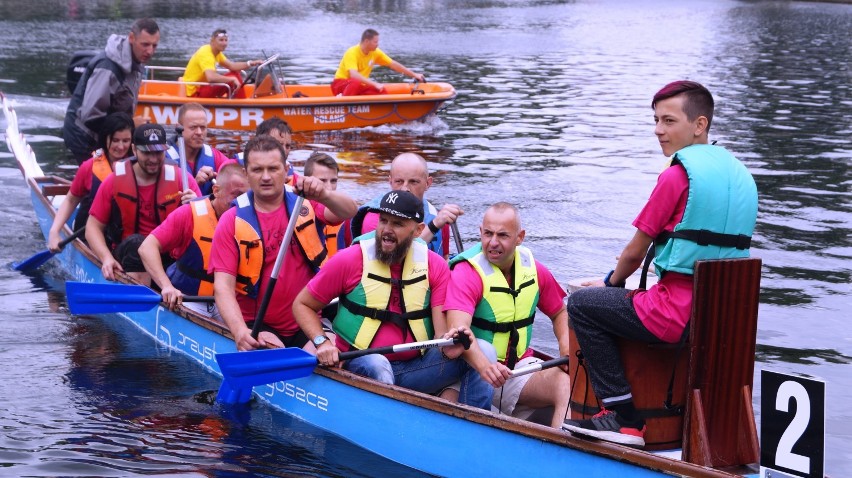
[349, 153, 462, 257]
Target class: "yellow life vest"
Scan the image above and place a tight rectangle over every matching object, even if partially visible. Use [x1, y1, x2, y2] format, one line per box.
[333, 234, 434, 350]
[451, 243, 539, 366]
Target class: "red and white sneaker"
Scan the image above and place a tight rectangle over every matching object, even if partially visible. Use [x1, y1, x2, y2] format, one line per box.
[562, 409, 646, 447]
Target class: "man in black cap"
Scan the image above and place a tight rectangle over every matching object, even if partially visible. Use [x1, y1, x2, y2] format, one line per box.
[293, 190, 494, 410]
[86, 123, 201, 284]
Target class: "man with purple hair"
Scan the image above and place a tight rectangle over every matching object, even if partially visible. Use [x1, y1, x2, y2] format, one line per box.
[561, 81, 758, 446]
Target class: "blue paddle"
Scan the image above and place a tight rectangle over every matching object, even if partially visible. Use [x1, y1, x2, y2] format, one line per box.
[66, 281, 214, 314]
[13, 227, 85, 271]
[215, 334, 472, 405]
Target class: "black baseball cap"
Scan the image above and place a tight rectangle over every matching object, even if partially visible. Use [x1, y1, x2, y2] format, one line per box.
[133, 124, 168, 152]
[369, 190, 424, 222]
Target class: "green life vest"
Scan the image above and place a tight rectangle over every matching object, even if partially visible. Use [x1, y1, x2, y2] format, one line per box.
[333, 233, 434, 350]
[654, 144, 758, 277]
[449, 243, 539, 366]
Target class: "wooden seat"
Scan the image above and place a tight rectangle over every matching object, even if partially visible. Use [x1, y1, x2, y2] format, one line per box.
[568, 257, 761, 462]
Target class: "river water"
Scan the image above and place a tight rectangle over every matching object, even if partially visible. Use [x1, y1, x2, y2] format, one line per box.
[0, 0, 850, 476]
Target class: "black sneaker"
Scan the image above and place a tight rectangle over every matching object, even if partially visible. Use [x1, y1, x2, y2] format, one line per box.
[562, 409, 646, 447]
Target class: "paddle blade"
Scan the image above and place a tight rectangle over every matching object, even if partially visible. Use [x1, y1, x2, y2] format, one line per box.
[215, 348, 319, 390]
[66, 281, 163, 314]
[12, 249, 54, 271]
[216, 379, 255, 405]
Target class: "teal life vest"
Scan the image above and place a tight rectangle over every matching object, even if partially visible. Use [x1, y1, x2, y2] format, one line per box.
[653, 144, 758, 277]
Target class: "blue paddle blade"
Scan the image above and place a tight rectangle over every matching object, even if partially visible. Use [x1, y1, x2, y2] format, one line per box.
[216, 379, 255, 405]
[215, 347, 320, 399]
[12, 249, 54, 271]
[66, 281, 163, 314]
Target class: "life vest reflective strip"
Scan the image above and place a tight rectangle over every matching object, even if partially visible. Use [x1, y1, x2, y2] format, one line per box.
[333, 233, 433, 350]
[349, 194, 443, 255]
[449, 243, 539, 366]
[111, 158, 182, 241]
[168, 197, 217, 296]
[232, 189, 328, 298]
[167, 144, 220, 195]
[324, 223, 342, 258]
[653, 144, 758, 277]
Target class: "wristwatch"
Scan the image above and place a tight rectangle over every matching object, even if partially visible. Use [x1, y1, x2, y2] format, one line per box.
[312, 334, 329, 347]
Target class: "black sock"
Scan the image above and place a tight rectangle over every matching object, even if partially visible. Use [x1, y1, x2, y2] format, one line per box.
[609, 402, 643, 426]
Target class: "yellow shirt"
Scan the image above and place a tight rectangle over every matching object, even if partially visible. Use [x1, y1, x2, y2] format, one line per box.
[334, 45, 393, 80]
[183, 44, 228, 96]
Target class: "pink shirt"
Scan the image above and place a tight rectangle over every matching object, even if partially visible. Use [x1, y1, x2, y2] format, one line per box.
[307, 243, 450, 361]
[69, 157, 96, 198]
[209, 200, 336, 336]
[631, 165, 692, 343]
[150, 201, 197, 258]
[89, 171, 201, 236]
[444, 258, 566, 321]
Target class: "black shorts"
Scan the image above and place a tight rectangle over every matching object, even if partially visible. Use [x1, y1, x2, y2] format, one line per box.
[245, 321, 309, 348]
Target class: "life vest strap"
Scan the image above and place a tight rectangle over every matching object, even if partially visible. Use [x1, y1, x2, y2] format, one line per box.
[657, 229, 751, 250]
[471, 315, 534, 334]
[176, 261, 215, 284]
[239, 239, 260, 260]
[339, 295, 430, 327]
[488, 277, 535, 297]
[116, 192, 137, 202]
[366, 272, 427, 288]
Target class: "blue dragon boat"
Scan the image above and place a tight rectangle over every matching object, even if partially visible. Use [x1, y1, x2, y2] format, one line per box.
[2, 91, 758, 478]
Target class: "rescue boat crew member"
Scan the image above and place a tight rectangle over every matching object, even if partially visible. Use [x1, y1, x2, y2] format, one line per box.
[86, 123, 201, 285]
[210, 135, 358, 351]
[139, 163, 249, 313]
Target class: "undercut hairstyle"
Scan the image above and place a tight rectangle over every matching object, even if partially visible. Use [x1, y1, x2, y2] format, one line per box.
[243, 134, 287, 168]
[304, 152, 339, 176]
[212, 28, 228, 38]
[177, 102, 208, 123]
[131, 18, 159, 36]
[255, 116, 292, 136]
[361, 29, 379, 42]
[652, 80, 715, 132]
[97, 112, 134, 155]
[217, 162, 247, 184]
[487, 201, 522, 229]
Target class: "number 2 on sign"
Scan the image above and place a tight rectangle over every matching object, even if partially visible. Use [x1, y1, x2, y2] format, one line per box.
[776, 381, 810, 474]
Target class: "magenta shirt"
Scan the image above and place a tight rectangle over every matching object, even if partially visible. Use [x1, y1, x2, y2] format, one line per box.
[307, 244, 450, 361]
[443, 258, 566, 317]
[208, 200, 334, 336]
[631, 165, 693, 343]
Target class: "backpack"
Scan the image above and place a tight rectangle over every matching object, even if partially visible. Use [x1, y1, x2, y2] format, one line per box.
[66, 50, 100, 94]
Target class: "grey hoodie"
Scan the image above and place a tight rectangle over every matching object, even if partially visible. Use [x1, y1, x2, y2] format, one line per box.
[63, 33, 145, 160]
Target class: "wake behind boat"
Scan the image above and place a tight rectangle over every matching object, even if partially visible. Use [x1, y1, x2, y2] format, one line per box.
[3, 91, 760, 477]
[136, 56, 456, 133]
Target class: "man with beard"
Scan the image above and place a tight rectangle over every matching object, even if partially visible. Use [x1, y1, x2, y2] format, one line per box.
[293, 190, 493, 410]
[86, 123, 201, 285]
[166, 103, 237, 196]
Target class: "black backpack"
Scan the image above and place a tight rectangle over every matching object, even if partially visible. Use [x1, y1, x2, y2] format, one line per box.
[66, 50, 100, 94]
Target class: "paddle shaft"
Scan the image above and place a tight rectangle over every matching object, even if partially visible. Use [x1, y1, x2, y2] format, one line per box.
[337, 336, 462, 362]
[450, 222, 464, 253]
[59, 227, 86, 249]
[510, 356, 569, 378]
[177, 136, 190, 191]
[251, 194, 305, 339]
